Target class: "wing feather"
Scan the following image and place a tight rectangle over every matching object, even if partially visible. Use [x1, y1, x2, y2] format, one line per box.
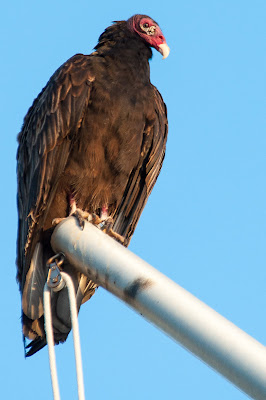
[17, 54, 95, 293]
[113, 86, 168, 242]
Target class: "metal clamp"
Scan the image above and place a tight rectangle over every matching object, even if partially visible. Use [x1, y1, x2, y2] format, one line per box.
[46, 253, 65, 292]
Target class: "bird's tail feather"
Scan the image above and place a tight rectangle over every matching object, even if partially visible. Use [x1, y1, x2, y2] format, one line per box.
[22, 249, 97, 356]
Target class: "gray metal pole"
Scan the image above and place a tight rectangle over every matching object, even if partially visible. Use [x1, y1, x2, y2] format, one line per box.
[51, 217, 266, 400]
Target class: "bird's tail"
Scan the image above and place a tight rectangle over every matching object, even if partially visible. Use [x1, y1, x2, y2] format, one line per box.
[22, 243, 97, 356]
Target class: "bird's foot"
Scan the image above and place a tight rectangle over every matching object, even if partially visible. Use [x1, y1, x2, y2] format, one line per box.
[52, 209, 97, 230]
[52, 205, 125, 244]
[97, 217, 125, 244]
[72, 208, 94, 230]
[52, 217, 66, 226]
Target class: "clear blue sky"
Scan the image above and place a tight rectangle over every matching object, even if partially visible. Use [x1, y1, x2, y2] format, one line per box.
[1, 1, 265, 399]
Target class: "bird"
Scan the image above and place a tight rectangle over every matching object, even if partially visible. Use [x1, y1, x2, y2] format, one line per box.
[16, 14, 169, 356]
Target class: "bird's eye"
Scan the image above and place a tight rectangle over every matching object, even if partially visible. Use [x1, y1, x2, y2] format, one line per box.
[140, 21, 157, 35]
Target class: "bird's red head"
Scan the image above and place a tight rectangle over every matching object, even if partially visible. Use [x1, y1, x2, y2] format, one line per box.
[127, 14, 170, 59]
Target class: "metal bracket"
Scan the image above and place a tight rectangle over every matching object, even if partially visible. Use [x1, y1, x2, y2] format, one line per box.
[46, 253, 65, 292]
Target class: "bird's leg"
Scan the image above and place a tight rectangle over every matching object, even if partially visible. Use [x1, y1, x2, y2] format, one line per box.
[100, 206, 109, 220]
[95, 205, 109, 229]
[53, 195, 93, 229]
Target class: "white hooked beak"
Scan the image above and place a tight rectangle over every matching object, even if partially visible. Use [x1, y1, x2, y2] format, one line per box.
[158, 43, 170, 59]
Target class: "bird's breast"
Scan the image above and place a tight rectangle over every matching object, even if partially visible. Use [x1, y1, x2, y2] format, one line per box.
[62, 91, 147, 213]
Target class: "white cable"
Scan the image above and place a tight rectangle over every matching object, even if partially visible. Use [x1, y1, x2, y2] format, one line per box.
[61, 272, 85, 400]
[44, 273, 85, 400]
[43, 283, 61, 400]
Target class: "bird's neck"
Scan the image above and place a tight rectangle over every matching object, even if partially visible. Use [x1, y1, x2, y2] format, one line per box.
[96, 40, 152, 82]
[94, 22, 152, 82]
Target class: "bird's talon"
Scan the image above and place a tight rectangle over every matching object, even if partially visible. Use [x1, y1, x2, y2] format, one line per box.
[52, 217, 65, 226]
[92, 213, 102, 225]
[104, 217, 113, 233]
[72, 209, 90, 229]
[108, 229, 125, 244]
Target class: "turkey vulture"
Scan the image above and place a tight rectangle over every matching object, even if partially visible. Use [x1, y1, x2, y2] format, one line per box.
[17, 14, 169, 356]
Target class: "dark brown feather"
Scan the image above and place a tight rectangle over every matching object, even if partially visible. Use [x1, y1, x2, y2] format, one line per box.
[17, 17, 168, 355]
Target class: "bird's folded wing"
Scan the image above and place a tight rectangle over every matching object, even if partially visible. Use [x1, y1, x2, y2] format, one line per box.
[17, 54, 95, 295]
[113, 87, 168, 243]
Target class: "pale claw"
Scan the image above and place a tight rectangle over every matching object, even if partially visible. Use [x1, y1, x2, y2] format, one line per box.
[72, 209, 91, 230]
[52, 217, 66, 226]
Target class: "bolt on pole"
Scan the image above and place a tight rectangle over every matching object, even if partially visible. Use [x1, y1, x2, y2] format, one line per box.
[51, 217, 266, 400]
